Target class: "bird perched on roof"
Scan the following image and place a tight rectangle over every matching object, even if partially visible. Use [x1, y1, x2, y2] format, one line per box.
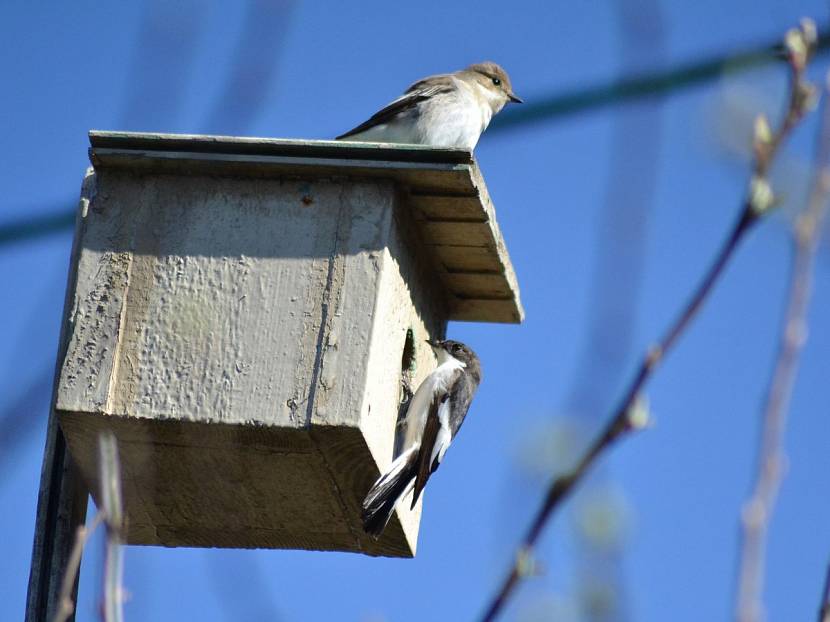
[362, 339, 482, 537]
[337, 62, 522, 150]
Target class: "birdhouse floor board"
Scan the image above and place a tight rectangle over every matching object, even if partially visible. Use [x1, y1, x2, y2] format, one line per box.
[59, 411, 414, 557]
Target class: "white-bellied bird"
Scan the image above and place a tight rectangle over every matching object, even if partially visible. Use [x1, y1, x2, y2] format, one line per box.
[337, 62, 522, 150]
[362, 339, 482, 537]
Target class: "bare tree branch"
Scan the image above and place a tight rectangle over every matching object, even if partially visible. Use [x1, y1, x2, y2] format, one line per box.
[734, 66, 830, 622]
[478, 20, 819, 622]
[54, 515, 104, 622]
[51, 431, 125, 622]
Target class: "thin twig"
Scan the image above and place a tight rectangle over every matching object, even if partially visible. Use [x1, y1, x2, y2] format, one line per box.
[53, 514, 104, 622]
[734, 70, 830, 622]
[819, 561, 830, 622]
[98, 432, 124, 622]
[50, 434, 126, 622]
[478, 21, 819, 622]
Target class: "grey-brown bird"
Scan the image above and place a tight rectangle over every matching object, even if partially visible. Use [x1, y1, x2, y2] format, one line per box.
[337, 61, 522, 149]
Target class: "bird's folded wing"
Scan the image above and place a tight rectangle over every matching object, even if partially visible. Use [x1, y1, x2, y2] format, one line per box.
[336, 76, 455, 140]
[411, 367, 461, 509]
[448, 372, 476, 435]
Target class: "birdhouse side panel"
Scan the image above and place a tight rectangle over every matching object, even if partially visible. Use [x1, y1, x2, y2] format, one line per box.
[317, 192, 452, 556]
[358, 198, 450, 472]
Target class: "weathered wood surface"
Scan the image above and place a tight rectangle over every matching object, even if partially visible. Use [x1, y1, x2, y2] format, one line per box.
[89, 131, 524, 323]
[25, 171, 95, 622]
[57, 169, 443, 556]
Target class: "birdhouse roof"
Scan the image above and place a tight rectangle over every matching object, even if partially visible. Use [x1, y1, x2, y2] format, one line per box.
[88, 131, 523, 323]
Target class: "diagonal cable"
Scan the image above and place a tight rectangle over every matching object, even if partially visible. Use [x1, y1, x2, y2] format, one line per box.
[3, 28, 830, 249]
[490, 29, 830, 132]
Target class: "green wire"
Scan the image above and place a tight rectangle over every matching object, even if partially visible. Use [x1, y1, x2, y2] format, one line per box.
[491, 30, 830, 132]
[3, 31, 828, 249]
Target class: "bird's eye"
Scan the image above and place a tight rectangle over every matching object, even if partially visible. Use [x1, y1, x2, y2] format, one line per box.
[453, 344, 461, 352]
[492, 77, 501, 86]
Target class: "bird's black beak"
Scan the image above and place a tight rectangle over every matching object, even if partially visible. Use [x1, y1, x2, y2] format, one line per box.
[425, 339, 440, 349]
[508, 92, 523, 104]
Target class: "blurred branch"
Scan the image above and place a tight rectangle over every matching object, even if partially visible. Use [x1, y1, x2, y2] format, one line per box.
[491, 26, 830, 132]
[202, 0, 295, 135]
[120, 0, 208, 131]
[52, 432, 124, 622]
[564, 1, 666, 619]
[99, 432, 125, 622]
[734, 67, 830, 622]
[54, 515, 103, 622]
[479, 21, 820, 622]
[0, 207, 74, 248]
[819, 561, 830, 622]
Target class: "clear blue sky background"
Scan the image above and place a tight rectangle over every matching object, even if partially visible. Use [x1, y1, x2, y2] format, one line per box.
[2, 2, 829, 621]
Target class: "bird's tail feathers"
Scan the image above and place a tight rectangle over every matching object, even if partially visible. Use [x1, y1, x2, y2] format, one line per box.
[361, 447, 418, 538]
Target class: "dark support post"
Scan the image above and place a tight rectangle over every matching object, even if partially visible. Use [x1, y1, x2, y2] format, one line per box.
[25, 176, 93, 622]
[26, 431, 89, 622]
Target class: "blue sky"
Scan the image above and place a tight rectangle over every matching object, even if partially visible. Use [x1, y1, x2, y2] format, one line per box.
[2, 2, 830, 621]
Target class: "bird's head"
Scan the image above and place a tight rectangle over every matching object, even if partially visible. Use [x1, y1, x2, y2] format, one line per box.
[463, 61, 523, 113]
[426, 339, 481, 374]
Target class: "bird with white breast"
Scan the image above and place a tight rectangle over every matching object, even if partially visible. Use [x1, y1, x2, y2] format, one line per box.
[362, 339, 482, 537]
[337, 61, 522, 149]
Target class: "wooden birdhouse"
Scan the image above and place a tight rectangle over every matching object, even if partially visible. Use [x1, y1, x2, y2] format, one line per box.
[54, 131, 523, 558]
